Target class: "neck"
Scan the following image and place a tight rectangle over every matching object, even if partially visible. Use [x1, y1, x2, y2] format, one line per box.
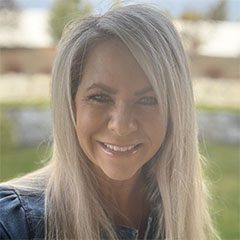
[95, 168, 149, 229]
[101, 171, 141, 206]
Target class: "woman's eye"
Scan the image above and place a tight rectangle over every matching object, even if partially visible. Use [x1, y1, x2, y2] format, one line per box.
[138, 96, 158, 105]
[87, 93, 112, 103]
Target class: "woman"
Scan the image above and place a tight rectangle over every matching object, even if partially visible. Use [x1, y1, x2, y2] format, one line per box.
[0, 4, 218, 240]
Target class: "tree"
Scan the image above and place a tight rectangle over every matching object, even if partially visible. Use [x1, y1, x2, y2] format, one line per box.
[49, 0, 92, 43]
[206, 0, 227, 21]
[179, 10, 203, 22]
[0, 0, 21, 28]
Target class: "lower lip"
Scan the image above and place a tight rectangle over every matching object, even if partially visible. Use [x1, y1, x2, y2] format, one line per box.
[98, 142, 142, 157]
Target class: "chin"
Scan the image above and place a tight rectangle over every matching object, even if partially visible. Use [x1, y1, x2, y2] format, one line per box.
[105, 173, 133, 181]
[101, 167, 141, 181]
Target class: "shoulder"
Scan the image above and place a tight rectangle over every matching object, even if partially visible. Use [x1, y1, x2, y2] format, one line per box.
[0, 185, 45, 239]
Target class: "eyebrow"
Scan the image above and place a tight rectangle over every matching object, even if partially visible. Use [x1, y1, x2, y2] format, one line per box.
[87, 83, 154, 96]
[135, 86, 153, 96]
[87, 83, 117, 94]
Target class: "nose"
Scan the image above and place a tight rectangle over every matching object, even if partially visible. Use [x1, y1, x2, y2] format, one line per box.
[108, 103, 138, 136]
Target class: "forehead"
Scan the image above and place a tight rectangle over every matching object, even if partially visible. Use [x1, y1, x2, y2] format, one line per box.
[78, 39, 151, 92]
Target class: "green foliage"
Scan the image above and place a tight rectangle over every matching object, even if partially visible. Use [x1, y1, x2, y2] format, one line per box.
[49, 0, 92, 42]
[0, 113, 16, 151]
[0, 100, 49, 110]
[206, 0, 227, 21]
[196, 103, 240, 114]
[179, 10, 203, 21]
[0, 0, 21, 28]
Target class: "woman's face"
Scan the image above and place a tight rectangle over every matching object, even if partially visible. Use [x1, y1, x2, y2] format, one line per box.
[75, 39, 166, 180]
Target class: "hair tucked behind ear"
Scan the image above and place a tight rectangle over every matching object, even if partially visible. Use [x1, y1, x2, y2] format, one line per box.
[3, 4, 219, 240]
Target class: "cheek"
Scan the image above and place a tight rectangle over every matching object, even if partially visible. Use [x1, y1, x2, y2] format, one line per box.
[140, 111, 167, 146]
[75, 104, 107, 142]
[75, 107, 101, 162]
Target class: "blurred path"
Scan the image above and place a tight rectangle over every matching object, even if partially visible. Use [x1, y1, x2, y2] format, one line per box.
[193, 77, 240, 108]
[0, 74, 50, 102]
[0, 74, 239, 108]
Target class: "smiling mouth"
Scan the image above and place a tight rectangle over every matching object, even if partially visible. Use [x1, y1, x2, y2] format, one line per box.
[98, 141, 142, 156]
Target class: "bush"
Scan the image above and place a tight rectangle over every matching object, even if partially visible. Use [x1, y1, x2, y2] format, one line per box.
[0, 113, 16, 151]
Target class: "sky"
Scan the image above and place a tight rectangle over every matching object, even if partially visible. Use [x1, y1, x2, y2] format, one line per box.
[15, 0, 240, 21]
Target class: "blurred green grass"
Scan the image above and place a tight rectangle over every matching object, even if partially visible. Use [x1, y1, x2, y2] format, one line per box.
[200, 143, 240, 240]
[0, 143, 239, 239]
[0, 145, 50, 181]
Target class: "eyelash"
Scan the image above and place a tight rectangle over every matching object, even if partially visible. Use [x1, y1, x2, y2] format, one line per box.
[138, 96, 158, 105]
[86, 93, 113, 103]
[86, 93, 158, 106]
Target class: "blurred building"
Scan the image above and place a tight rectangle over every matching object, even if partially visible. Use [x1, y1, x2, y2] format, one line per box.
[175, 20, 240, 79]
[0, 9, 240, 78]
[0, 9, 55, 74]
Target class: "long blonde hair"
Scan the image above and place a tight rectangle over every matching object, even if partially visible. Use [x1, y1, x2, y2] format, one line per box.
[4, 4, 219, 240]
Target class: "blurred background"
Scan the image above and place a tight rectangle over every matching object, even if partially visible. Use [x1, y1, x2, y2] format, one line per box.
[0, 0, 239, 239]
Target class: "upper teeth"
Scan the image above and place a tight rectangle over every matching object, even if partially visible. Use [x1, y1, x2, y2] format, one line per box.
[104, 143, 136, 152]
